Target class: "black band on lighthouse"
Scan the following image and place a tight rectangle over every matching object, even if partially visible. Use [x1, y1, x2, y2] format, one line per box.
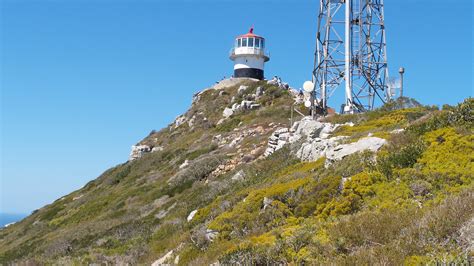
[234, 68, 264, 80]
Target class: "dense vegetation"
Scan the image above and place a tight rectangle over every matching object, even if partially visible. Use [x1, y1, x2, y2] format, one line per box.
[0, 79, 472, 265]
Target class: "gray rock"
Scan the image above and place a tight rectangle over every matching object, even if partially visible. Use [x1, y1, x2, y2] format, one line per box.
[231, 170, 246, 181]
[326, 137, 386, 165]
[192, 93, 200, 104]
[188, 115, 198, 128]
[151, 146, 164, 152]
[279, 132, 291, 140]
[179, 160, 190, 169]
[240, 100, 255, 109]
[267, 79, 278, 85]
[264, 116, 346, 159]
[340, 177, 351, 191]
[256, 86, 264, 97]
[129, 145, 151, 161]
[293, 118, 330, 138]
[237, 85, 248, 95]
[223, 107, 234, 118]
[296, 136, 346, 162]
[231, 103, 241, 111]
[229, 136, 242, 148]
[280, 82, 290, 90]
[391, 128, 405, 134]
[187, 209, 198, 222]
[152, 250, 174, 266]
[205, 229, 218, 242]
[174, 115, 187, 128]
[276, 140, 287, 150]
[155, 210, 168, 219]
[249, 103, 261, 109]
[275, 128, 289, 134]
[263, 197, 273, 210]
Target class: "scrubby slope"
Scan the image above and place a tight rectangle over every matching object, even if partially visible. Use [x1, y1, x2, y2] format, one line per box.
[0, 79, 472, 265]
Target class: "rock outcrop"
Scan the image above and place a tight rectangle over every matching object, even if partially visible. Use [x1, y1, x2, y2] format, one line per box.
[129, 145, 151, 161]
[222, 99, 261, 119]
[296, 136, 347, 162]
[264, 128, 291, 156]
[325, 137, 386, 164]
[129, 144, 164, 161]
[174, 115, 187, 128]
[264, 117, 386, 165]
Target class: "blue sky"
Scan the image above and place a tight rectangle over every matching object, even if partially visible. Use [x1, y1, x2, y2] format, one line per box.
[1, 0, 472, 214]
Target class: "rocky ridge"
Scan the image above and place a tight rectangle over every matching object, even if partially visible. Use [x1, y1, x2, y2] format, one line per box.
[264, 117, 387, 165]
[1, 76, 472, 266]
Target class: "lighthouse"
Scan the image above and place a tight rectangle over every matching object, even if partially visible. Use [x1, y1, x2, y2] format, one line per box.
[230, 27, 270, 80]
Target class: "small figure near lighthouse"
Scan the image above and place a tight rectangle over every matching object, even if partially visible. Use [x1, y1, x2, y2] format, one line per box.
[230, 27, 270, 80]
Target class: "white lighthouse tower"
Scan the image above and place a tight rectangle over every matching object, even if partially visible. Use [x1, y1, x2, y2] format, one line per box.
[230, 27, 270, 80]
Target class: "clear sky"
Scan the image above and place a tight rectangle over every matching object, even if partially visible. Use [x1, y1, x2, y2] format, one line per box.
[1, 0, 472, 214]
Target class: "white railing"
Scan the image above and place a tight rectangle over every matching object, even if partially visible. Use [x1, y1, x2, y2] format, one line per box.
[230, 47, 270, 58]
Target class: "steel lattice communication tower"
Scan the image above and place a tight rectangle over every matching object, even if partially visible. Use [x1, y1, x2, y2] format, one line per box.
[312, 0, 390, 114]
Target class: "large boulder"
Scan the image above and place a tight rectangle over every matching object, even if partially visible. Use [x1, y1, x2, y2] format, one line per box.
[326, 137, 387, 164]
[296, 136, 346, 162]
[129, 145, 151, 161]
[237, 85, 248, 95]
[223, 107, 234, 118]
[241, 100, 255, 110]
[265, 117, 339, 158]
[174, 115, 187, 128]
[291, 117, 338, 139]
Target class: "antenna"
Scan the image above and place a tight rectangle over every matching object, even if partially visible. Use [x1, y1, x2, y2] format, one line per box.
[303, 81, 315, 93]
[312, 0, 390, 114]
[399, 67, 405, 97]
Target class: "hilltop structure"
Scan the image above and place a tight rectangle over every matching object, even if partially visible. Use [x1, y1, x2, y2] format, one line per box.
[229, 27, 270, 80]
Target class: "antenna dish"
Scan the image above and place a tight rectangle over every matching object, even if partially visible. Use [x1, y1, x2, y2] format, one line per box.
[304, 100, 312, 108]
[303, 81, 314, 92]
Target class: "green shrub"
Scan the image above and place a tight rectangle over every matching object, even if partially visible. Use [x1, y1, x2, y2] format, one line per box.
[378, 142, 425, 178]
[208, 178, 312, 237]
[417, 127, 473, 188]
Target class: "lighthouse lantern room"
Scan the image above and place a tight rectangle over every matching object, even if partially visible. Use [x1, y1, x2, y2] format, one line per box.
[230, 27, 270, 80]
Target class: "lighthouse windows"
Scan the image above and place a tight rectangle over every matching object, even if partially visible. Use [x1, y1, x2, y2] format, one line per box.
[248, 38, 254, 47]
[235, 37, 265, 49]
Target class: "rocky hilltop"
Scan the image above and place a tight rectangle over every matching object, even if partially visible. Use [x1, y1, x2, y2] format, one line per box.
[0, 78, 472, 265]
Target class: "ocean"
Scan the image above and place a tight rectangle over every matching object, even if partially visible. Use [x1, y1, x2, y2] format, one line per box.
[0, 213, 27, 228]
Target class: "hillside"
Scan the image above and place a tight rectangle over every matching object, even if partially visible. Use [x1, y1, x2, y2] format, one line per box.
[1, 79, 472, 265]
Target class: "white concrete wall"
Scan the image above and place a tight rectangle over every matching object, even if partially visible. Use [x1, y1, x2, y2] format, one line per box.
[233, 56, 265, 70]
